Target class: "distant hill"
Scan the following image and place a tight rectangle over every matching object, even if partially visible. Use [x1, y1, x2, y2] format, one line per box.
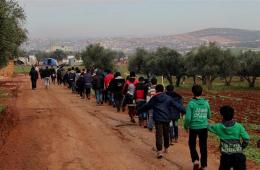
[23, 28, 260, 53]
[183, 28, 260, 44]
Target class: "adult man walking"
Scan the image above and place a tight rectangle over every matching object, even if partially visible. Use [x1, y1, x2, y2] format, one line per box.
[29, 66, 38, 90]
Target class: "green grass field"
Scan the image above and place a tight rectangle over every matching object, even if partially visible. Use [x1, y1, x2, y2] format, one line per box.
[14, 65, 32, 74]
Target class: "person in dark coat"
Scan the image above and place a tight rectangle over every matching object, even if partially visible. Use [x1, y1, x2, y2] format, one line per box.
[165, 84, 184, 144]
[83, 69, 93, 100]
[109, 72, 125, 112]
[77, 72, 85, 98]
[94, 70, 104, 104]
[29, 66, 39, 90]
[138, 84, 185, 159]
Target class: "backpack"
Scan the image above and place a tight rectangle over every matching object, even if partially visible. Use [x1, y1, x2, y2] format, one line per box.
[127, 83, 136, 96]
[135, 83, 146, 100]
[69, 72, 76, 81]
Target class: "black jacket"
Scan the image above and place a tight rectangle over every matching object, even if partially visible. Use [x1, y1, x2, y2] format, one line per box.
[109, 76, 125, 93]
[29, 69, 38, 80]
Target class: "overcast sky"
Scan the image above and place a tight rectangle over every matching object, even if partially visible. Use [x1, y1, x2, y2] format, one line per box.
[17, 0, 260, 39]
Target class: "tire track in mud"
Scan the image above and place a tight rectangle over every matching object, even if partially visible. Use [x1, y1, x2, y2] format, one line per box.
[85, 108, 184, 169]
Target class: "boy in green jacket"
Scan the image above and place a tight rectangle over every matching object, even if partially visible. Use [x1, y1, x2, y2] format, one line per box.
[184, 85, 211, 170]
[208, 105, 249, 170]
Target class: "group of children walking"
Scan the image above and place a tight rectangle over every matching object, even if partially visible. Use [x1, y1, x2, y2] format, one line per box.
[139, 83, 250, 170]
[37, 66, 250, 170]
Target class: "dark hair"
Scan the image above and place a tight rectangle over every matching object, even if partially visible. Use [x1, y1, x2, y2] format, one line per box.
[130, 71, 136, 78]
[115, 72, 121, 77]
[220, 105, 234, 121]
[151, 77, 157, 85]
[156, 84, 164, 93]
[166, 85, 174, 92]
[71, 67, 74, 70]
[139, 77, 144, 82]
[192, 84, 203, 97]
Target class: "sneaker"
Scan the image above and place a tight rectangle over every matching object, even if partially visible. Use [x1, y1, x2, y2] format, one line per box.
[193, 160, 200, 170]
[157, 151, 163, 159]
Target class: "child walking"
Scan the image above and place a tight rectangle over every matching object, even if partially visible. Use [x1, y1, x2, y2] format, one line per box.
[184, 85, 211, 170]
[165, 84, 183, 144]
[208, 105, 250, 170]
[138, 84, 185, 159]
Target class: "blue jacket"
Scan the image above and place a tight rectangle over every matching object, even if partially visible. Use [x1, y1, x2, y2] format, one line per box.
[138, 92, 185, 123]
[166, 91, 184, 120]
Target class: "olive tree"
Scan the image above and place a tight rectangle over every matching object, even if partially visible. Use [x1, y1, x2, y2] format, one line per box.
[238, 51, 260, 88]
[81, 44, 116, 70]
[0, 0, 27, 68]
[186, 43, 223, 89]
[219, 49, 239, 86]
[155, 47, 183, 85]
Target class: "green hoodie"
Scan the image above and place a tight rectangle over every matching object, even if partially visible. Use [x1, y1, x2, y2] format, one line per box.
[184, 98, 211, 130]
[208, 121, 250, 154]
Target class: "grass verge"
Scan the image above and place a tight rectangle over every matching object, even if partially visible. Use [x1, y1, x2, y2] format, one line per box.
[14, 65, 31, 74]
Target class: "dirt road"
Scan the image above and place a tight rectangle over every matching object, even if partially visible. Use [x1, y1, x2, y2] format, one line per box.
[0, 76, 219, 170]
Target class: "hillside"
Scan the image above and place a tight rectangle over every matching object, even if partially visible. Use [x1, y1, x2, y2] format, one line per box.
[183, 28, 260, 46]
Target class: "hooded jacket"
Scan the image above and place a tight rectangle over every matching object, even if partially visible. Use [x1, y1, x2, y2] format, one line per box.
[166, 91, 183, 120]
[184, 98, 211, 130]
[29, 68, 38, 80]
[138, 92, 185, 123]
[208, 121, 250, 154]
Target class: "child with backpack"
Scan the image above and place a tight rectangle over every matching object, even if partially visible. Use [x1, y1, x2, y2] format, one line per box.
[135, 77, 149, 127]
[123, 72, 138, 123]
[208, 105, 249, 170]
[138, 84, 185, 159]
[109, 72, 125, 112]
[165, 84, 184, 144]
[77, 72, 85, 99]
[147, 77, 158, 131]
[184, 85, 211, 170]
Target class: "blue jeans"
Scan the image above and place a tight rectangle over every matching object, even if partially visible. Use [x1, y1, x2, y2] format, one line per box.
[148, 109, 154, 130]
[169, 120, 178, 141]
[95, 89, 103, 104]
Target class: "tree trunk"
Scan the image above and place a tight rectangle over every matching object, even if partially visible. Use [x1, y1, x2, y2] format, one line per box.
[202, 75, 207, 85]
[224, 76, 233, 86]
[192, 75, 196, 85]
[206, 77, 212, 90]
[165, 74, 173, 85]
[176, 75, 182, 87]
[146, 72, 150, 80]
[247, 76, 256, 88]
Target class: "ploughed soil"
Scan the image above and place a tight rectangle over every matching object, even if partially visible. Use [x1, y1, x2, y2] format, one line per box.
[0, 75, 257, 170]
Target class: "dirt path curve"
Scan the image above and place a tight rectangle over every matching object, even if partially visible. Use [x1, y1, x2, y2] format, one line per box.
[0, 76, 219, 170]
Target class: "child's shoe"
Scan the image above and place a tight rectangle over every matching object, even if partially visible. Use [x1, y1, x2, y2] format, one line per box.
[157, 151, 163, 159]
[193, 160, 200, 170]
